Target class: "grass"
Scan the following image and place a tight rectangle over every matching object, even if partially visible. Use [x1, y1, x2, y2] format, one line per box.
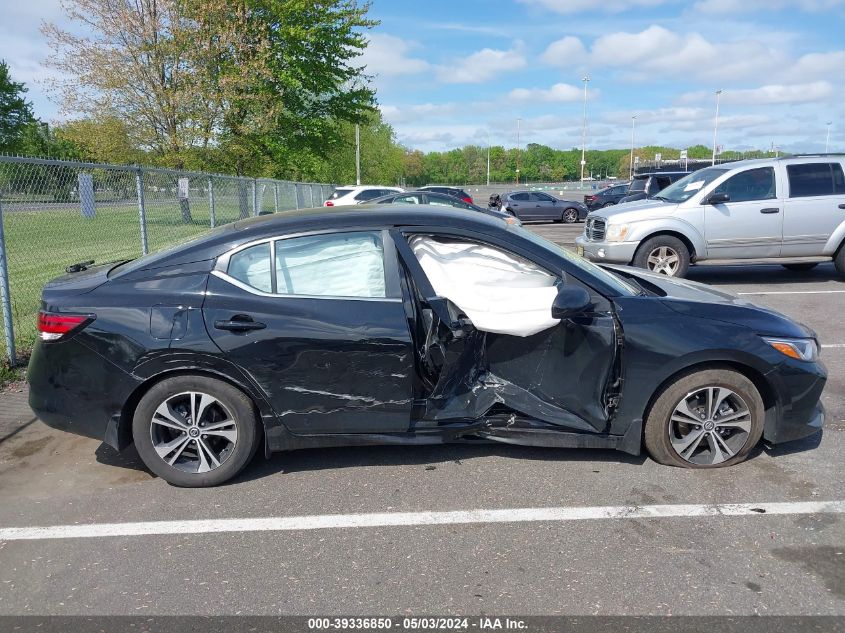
[1, 194, 288, 362]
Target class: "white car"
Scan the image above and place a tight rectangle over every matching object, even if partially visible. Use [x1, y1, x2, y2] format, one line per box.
[324, 185, 404, 206]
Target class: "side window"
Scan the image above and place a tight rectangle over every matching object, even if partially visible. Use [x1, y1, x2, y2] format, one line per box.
[228, 243, 272, 293]
[394, 194, 422, 204]
[274, 232, 386, 298]
[787, 163, 845, 198]
[511, 192, 530, 201]
[532, 192, 554, 202]
[354, 189, 381, 201]
[714, 167, 776, 202]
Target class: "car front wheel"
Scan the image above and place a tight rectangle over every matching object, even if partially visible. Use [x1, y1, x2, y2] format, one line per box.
[133, 375, 260, 487]
[644, 368, 765, 468]
[633, 235, 690, 277]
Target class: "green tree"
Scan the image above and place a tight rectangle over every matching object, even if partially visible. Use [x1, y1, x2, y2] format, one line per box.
[0, 60, 36, 153]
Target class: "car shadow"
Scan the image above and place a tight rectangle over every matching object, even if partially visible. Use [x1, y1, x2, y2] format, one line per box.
[94, 440, 648, 485]
[685, 262, 842, 287]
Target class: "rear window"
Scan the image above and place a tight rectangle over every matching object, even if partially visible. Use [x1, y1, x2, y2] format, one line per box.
[329, 188, 353, 200]
[354, 189, 384, 201]
[787, 163, 845, 198]
[629, 179, 647, 192]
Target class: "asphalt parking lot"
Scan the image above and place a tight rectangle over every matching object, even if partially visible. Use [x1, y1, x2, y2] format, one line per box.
[0, 221, 843, 618]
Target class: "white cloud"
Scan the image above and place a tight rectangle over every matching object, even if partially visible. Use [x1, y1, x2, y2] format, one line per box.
[519, 0, 669, 13]
[380, 102, 463, 124]
[694, 0, 845, 13]
[359, 34, 430, 77]
[539, 36, 587, 66]
[435, 45, 527, 83]
[508, 82, 594, 103]
[679, 81, 835, 106]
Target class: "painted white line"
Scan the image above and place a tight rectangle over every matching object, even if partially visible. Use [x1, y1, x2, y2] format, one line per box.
[1, 500, 843, 542]
[737, 290, 845, 295]
[822, 344, 845, 349]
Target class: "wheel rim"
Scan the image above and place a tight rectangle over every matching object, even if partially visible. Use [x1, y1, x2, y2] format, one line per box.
[150, 391, 238, 474]
[564, 209, 577, 223]
[646, 245, 681, 276]
[668, 386, 753, 465]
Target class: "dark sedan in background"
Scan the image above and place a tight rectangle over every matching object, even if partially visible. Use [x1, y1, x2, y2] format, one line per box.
[584, 182, 630, 210]
[618, 171, 691, 204]
[502, 191, 588, 223]
[363, 190, 517, 223]
[28, 206, 825, 487]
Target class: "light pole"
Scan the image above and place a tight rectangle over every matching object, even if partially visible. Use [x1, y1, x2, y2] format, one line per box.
[825, 121, 833, 153]
[355, 123, 361, 185]
[486, 131, 491, 186]
[711, 89, 722, 166]
[580, 76, 590, 186]
[629, 115, 637, 180]
[516, 117, 521, 185]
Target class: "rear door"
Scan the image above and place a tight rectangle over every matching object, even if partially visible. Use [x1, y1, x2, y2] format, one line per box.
[704, 166, 782, 258]
[507, 192, 531, 219]
[203, 230, 415, 434]
[782, 161, 845, 256]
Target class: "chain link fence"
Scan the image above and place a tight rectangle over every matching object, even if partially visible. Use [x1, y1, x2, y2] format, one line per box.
[0, 156, 337, 365]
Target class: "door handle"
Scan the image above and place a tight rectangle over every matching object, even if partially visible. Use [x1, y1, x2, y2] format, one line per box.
[839, 204, 845, 209]
[760, 208, 780, 214]
[214, 315, 266, 332]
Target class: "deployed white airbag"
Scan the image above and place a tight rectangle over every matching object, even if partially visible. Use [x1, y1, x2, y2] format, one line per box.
[410, 236, 560, 337]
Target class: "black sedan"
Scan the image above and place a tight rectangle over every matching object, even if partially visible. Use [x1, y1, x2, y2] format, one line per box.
[502, 191, 587, 223]
[29, 206, 825, 486]
[584, 182, 630, 210]
[364, 190, 517, 224]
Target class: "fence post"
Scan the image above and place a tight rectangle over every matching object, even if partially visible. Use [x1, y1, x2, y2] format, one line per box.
[307, 184, 314, 208]
[252, 179, 258, 217]
[294, 184, 300, 210]
[274, 183, 279, 213]
[0, 200, 15, 366]
[208, 177, 216, 228]
[135, 167, 149, 255]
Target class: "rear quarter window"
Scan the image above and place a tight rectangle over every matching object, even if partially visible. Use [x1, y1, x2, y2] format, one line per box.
[787, 163, 845, 197]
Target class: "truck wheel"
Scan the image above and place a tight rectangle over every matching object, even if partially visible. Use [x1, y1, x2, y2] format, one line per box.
[633, 236, 690, 278]
[834, 247, 845, 278]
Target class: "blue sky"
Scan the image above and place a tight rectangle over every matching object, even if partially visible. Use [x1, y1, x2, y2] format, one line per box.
[4, 0, 845, 154]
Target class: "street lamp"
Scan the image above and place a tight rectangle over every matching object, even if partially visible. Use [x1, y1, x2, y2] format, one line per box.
[486, 130, 491, 187]
[629, 115, 637, 180]
[580, 76, 590, 186]
[516, 117, 522, 185]
[826, 121, 833, 153]
[711, 89, 722, 166]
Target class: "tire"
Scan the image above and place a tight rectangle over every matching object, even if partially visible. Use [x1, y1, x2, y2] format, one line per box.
[836, 246, 845, 278]
[782, 263, 818, 272]
[561, 208, 579, 223]
[644, 368, 764, 469]
[132, 375, 260, 487]
[633, 235, 690, 278]
[602, 202, 616, 208]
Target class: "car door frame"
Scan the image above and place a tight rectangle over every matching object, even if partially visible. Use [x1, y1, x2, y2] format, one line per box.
[389, 225, 620, 434]
[205, 226, 417, 435]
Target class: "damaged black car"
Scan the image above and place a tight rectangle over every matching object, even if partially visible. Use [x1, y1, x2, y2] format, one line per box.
[28, 206, 826, 486]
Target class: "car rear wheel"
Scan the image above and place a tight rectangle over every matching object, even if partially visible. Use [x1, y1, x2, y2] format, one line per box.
[602, 202, 616, 208]
[561, 208, 579, 223]
[633, 235, 690, 277]
[133, 375, 260, 487]
[644, 369, 764, 468]
[782, 263, 818, 272]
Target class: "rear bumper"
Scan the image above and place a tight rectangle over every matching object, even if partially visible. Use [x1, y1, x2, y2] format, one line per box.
[27, 338, 139, 449]
[575, 235, 640, 264]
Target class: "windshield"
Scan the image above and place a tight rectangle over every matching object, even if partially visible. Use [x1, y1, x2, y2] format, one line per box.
[629, 178, 647, 192]
[514, 226, 639, 296]
[655, 168, 729, 203]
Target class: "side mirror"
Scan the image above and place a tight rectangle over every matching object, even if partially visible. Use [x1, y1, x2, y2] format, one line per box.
[707, 192, 730, 205]
[552, 286, 592, 320]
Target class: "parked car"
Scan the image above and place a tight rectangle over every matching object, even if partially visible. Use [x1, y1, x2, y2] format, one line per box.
[324, 185, 404, 206]
[363, 190, 518, 223]
[584, 183, 631, 210]
[502, 191, 588, 223]
[576, 155, 845, 278]
[618, 172, 690, 204]
[29, 206, 824, 486]
[418, 185, 474, 204]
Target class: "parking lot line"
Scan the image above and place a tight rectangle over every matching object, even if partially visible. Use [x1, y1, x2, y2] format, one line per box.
[737, 290, 845, 295]
[822, 344, 845, 348]
[1, 500, 843, 542]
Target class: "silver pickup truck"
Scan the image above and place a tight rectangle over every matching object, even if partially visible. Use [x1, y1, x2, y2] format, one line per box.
[575, 155, 845, 278]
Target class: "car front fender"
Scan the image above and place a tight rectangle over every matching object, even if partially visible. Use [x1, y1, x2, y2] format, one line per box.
[625, 218, 706, 259]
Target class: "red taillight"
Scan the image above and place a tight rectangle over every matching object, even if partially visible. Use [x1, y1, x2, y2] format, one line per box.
[37, 311, 92, 341]
[324, 200, 334, 206]
[462, 197, 473, 204]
